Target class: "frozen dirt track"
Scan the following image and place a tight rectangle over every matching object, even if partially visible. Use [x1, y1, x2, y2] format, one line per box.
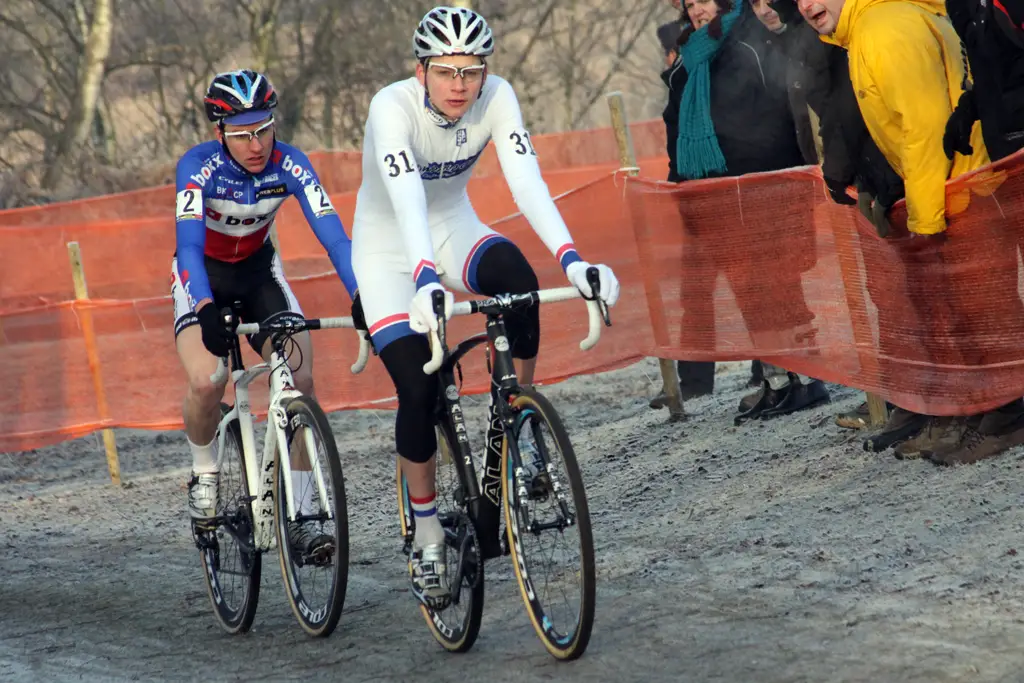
[3, 360, 1024, 683]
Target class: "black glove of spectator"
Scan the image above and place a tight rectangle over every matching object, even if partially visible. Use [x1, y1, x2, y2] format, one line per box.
[824, 176, 857, 205]
[942, 90, 977, 160]
[197, 304, 235, 358]
[768, 0, 800, 24]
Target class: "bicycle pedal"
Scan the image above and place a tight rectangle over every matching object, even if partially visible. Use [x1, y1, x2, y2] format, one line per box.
[303, 543, 335, 568]
[190, 518, 220, 535]
[191, 525, 218, 551]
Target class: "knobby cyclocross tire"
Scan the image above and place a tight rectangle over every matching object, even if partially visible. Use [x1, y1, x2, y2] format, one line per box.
[503, 387, 596, 660]
[396, 423, 484, 653]
[274, 395, 349, 638]
[200, 404, 261, 634]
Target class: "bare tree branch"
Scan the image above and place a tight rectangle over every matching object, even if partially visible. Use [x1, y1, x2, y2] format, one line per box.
[505, 0, 559, 85]
[41, 0, 113, 188]
[0, 14, 77, 86]
[571, 0, 662, 128]
[30, 0, 85, 50]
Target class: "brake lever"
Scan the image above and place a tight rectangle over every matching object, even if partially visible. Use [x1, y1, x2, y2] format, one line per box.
[584, 266, 612, 327]
[431, 288, 448, 357]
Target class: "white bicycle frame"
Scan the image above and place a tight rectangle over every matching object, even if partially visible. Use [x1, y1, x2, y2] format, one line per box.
[422, 286, 607, 374]
[208, 316, 370, 552]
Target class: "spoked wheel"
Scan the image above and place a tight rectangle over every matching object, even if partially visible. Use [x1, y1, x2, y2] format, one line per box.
[274, 395, 349, 637]
[195, 403, 261, 634]
[503, 387, 596, 660]
[396, 424, 484, 653]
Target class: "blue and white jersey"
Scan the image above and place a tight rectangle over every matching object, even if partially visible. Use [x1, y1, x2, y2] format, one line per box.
[352, 74, 582, 290]
[174, 139, 358, 308]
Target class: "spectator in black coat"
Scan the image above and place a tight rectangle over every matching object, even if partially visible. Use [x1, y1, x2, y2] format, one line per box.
[654, 0, 830, 421]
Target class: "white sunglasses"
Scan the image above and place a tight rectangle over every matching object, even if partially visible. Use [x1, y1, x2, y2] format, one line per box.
[223, 118, 275, 144]
[428, 62, 486, 81]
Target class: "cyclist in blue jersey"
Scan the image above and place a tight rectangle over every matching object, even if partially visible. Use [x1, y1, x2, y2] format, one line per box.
[171, 69, 361, 556]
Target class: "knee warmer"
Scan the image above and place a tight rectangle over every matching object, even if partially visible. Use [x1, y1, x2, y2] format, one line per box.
[379, 336, 439, 464]
[474, 241, 541, 359]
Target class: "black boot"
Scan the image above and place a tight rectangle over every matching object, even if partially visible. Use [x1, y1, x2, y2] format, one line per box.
[759, 378, 831, 418]
[748, 360, 764, 387]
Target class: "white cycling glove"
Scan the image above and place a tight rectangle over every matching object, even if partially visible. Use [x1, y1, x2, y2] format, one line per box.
[566, 261, 620, 307]
[409, 282, 455, 334]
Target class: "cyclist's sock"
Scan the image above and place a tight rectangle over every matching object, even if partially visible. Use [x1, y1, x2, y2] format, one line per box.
[410, 492, 445, 548]
[291, 469, 315, 516]
[187, 436, 218, 474]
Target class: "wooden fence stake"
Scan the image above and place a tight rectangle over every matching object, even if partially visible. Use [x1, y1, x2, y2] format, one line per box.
[866, 392, 890, 427]
[67, 241, 122, 486]
[606, 92, 686, 422]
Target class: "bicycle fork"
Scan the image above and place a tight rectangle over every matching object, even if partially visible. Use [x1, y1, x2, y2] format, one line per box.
[478, 315, 523, 559]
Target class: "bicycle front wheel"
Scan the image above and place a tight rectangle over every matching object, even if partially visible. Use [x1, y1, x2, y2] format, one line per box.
[274, 395, 349, 638]
[503, 387, 596, 660]
[196, 403, 261, 635]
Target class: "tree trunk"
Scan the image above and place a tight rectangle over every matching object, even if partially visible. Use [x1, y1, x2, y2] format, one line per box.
[40, 0, 114, 190]
[250, 0, 283, 73]
[274, 2, 339, 141]
[93, 90, 117, 163]
[322, 87, 335, 149]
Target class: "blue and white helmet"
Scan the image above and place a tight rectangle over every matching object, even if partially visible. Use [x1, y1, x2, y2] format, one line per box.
[413, 6, 495, 60]
[203, 69, 278, 126]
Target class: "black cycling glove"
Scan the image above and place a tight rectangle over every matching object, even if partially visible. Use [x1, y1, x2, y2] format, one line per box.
[196, 304, 234, 357]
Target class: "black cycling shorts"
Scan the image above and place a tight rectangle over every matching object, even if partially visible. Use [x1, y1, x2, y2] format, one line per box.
[170, 241, 303, 355]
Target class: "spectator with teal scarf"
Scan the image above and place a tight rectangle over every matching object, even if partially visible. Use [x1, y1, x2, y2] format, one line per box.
[655, 0, 830, 422]
[674, 0, 745, 179]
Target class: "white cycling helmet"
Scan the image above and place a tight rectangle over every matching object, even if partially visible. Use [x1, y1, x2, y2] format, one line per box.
[413, 6, 495, 60]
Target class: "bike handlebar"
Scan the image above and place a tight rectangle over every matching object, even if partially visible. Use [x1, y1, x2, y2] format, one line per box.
[209, 313, 371, 384]
[422, 282, 611, 375]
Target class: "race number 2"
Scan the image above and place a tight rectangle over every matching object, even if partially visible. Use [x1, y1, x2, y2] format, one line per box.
[303, 183, 337, 218]
[175, 189, 203, 221]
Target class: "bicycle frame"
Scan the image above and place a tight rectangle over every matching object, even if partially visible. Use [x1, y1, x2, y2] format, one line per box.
[426, 283, 610, 553]
[208, 310, 370, 553]
[435, 323, 520, 537]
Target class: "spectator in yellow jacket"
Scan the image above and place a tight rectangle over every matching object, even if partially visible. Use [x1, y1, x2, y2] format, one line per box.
[798, 0, 988, 235]
[797, 0, 1024, 465]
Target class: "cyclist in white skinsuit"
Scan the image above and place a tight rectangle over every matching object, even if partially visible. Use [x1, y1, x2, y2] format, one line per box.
[351, 6, 620, 609]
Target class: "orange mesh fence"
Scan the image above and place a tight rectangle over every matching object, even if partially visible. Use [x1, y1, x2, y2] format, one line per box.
[629, 150, 1024, 416]
[0, 174, 648, 452]
[12, 111, 1024, 451]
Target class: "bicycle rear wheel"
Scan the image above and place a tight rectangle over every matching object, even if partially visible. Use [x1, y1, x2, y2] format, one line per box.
[396, 423, 484, 653]
[503, 387, 595, 660]
[195, 403, 261, 634]
[275, 395, 349, 638]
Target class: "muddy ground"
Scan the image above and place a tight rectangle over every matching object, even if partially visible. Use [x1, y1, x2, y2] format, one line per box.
[3, 359, 1024, 683]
